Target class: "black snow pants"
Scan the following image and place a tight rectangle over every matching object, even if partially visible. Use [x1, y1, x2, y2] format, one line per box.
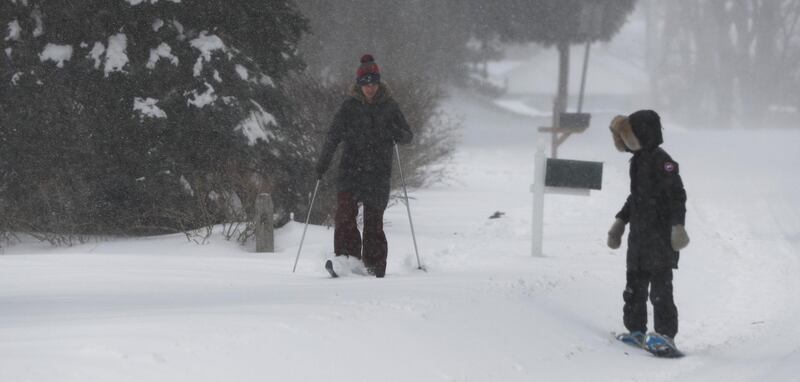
[623, 268, 678, 338]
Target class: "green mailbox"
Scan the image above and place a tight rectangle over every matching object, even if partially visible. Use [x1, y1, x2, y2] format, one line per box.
[545, 158, 603, 190]
[559, 112, 591, 130]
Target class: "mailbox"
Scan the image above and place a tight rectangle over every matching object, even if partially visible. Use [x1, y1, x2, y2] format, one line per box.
[559, 112, 591, 130]
[545, 158, 603, 190]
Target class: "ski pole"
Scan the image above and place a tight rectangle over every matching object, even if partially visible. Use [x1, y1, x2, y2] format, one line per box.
[394, 143, 424, 271]
[292, 179, 320, 273]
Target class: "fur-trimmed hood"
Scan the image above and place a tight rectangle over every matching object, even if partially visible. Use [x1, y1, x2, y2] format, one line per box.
[628, 110, 663, 150]
[348, 82, 393, 104]
[609, 115, 640, 152]
[609, 110, 664, 152]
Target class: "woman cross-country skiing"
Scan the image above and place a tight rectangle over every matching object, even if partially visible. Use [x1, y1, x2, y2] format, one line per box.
[315, 54, 413, 278]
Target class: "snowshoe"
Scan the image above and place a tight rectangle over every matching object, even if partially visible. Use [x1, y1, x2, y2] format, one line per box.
[644, 333, 684, 358]
[616, 331, 646, 348]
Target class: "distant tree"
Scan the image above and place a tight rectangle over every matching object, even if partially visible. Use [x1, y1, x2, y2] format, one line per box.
[296, 0, 473, 85]
[297, 0, 634, 85]
[646, 0, 800, 127]
[0, 1, 307, 238]
[462, 0, 636, 115]
[466, 0, 636, 45]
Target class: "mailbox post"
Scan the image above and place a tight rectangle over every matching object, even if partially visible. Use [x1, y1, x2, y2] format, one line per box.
[531, 142, 547, 257]
[530, 142, 603, 257]
[540, 37, 593, 159]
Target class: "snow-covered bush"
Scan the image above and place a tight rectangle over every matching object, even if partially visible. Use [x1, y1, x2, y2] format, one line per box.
[0, 0, 307, 238]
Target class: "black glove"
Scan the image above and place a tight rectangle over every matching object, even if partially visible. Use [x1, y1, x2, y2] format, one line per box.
[671, 224, 690, 251]
[607, 218, 626, 249]
[392, 127, 412, 144]
[314, 162, 328, 180]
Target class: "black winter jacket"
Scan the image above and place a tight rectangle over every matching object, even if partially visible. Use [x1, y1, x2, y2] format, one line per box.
[316, 84, 413, 209]
[615, 111, 687, 271]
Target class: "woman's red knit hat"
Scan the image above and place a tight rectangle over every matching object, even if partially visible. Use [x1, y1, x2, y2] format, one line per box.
[356, 54, 381, 85]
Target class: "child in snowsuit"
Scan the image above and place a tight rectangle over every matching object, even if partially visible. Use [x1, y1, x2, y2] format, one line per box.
[607, 110, 689, 354]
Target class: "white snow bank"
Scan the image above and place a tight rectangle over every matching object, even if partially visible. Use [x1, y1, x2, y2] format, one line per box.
[235, 64, 249, 81]
[146, 42, 179, 69]
[133, 97, 167, 119]
[236, 100, 277, 145]
[179, 175, 194, 196]
[88, 42, 105, 69]
[10, 71, 22, 85]
[493, 99, 550, 118]
[260, 74, 274, 87]
[39, 44, 73, 68]
[191, 33, 225, 57]
[104, 34, 129, 76]
[187, 83, 217, 108]
[5, 20, 21, 41]
[191, 32, 226, 77]
[152, 18, 164, 32]
[32, 9, 43, 37]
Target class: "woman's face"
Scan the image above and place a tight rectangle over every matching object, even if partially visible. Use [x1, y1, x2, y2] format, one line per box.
[361, 83, 379, 101]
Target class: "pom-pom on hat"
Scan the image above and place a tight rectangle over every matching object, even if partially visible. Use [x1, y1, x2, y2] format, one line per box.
[356, 54, 381, 85]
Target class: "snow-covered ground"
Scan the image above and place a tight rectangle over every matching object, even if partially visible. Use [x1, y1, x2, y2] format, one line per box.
[3, 14, 800, 380]
[2, 87, 799, 381]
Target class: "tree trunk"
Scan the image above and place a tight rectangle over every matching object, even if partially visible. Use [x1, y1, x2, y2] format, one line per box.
[556, 41, 570, 115]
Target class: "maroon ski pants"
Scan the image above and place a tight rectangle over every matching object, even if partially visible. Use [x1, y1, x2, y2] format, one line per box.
[334, 192, 387, 274]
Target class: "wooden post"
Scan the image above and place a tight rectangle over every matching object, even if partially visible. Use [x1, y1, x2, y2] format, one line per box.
[531, 141, 546, 257]
[255, 193, 274, 252]
[577, 41, 591, 113]
[556, 41, 570, 115]
[552, 41, 570, 159]
[551, 99, 561, 158]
